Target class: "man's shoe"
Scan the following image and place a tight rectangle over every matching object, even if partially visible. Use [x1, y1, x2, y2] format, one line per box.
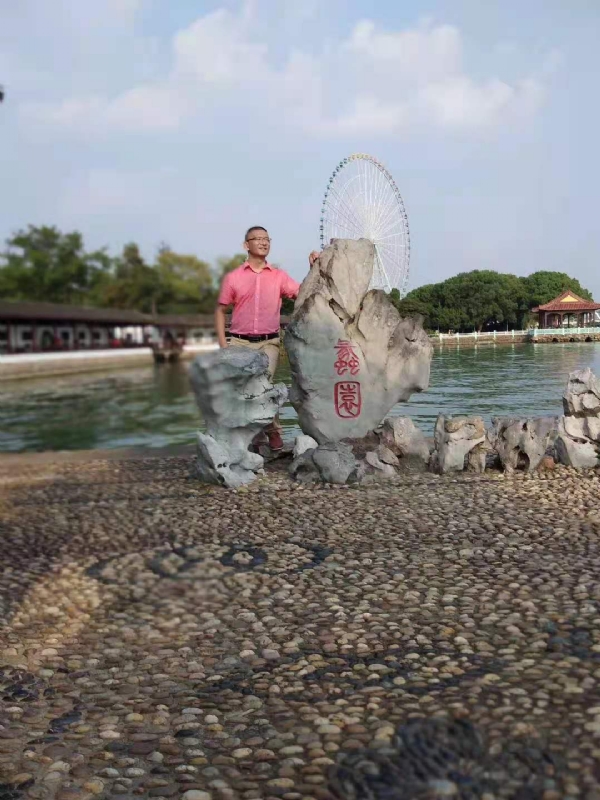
[267, 430, 284, 451]
[249, 432, 268, 454]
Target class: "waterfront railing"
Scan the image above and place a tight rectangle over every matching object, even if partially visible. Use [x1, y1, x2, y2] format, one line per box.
[435, 330, 528, 341]
[529, 327, 599, 337]
[434, 327, 599, 342]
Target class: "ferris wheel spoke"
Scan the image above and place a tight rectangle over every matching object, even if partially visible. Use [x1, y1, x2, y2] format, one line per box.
[320, 154, 410, 295]
[371, 167, 392, 238]
[327, 203, 364, 239]
[372, 192, 403, 240]
[373, 239, 400, 259]
[373, 230, 407, 243]
[327, 179, 365, 226]
[326, 185, 367, 236]
[325, 200, 362, 237]
[374, 250, 392, 292]
[335, 177, 370, 230]
[372, 201, 399, 241]
[330, 217, 362, 241]
[373, 242, 401, 274]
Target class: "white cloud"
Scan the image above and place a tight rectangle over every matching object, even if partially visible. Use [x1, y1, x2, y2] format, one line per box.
[173, 9, 270, 85]
[344, 18, 462, 80]
[18, 5, 552, 138]
[60, 167, 174, 215]
[421, 75, 545, 129]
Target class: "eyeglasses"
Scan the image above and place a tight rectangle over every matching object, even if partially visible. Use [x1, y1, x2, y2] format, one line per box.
[247, 237, 271, 243]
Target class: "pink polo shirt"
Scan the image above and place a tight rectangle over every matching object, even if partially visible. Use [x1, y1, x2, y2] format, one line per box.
[218, 262, 300, 335]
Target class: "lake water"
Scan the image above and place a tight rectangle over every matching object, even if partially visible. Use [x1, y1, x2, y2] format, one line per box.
[1, 342, 599, 453]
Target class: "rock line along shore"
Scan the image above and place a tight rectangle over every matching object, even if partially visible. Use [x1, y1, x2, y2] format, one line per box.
[1, 454, 600, 798]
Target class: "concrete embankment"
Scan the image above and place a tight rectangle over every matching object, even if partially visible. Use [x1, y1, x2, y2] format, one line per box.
[0, 344, 218, 381]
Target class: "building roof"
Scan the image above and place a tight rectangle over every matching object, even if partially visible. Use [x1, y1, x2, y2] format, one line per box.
[533, 291, 600, 313]
[151, 313, 215, 328]
[0, 301, 290, 328]
[0, 300, 152, 325]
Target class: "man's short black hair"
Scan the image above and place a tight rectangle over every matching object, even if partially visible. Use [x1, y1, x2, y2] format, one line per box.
[245, 226, 268, 241]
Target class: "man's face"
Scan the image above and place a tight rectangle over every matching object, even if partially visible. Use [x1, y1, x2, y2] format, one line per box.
[245, 230, 271, 259]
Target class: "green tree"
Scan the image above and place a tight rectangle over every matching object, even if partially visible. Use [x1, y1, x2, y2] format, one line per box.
[281, 297, 295, 315]
[389, 289, 431, 321]
[0, 225, 112, 304]
[522, 271, 593, 308]
[216, 254, 246, 284]
[155, 247, 215, 313]
[96, 243, 162, 314]
[403, 270, 529, 332]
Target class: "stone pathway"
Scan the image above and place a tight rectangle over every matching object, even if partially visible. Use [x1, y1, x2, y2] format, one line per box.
[1, 456, 600, 799]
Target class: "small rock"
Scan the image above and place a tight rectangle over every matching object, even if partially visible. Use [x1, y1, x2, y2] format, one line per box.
[83, 779, 105, 795]
[262, 649, 280, 661]
[232, 748, 252, 759]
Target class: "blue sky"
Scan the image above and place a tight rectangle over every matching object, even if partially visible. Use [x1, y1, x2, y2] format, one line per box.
[1, 0, 599, 299]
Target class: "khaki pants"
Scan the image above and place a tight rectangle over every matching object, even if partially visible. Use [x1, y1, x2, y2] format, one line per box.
[227, 335, 282, 433]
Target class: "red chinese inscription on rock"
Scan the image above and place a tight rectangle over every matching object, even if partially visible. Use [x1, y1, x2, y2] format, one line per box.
[335, 381, 362, 419]
[334, 339, 361, 376]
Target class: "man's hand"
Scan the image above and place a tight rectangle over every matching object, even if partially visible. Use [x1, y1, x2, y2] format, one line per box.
[308, 250, 320, 268]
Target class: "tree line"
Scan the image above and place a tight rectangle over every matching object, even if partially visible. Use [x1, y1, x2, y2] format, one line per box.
[390, 270, 593, 332]
[0, 225, 250, 316]
[0, 225, 593, 329]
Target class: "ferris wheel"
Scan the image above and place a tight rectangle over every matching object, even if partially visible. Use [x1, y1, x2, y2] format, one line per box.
[319, 153, 411, 295]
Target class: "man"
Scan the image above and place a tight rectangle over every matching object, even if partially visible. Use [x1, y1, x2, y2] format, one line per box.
[215, 226, 319, 451]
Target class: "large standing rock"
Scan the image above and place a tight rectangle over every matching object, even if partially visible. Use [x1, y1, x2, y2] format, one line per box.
[189, 348, 287, 487]
[429, 415, 487, 474]
[284, 239, 432, 443]
[488, 417, 558, 474]
[555, 368, 600, 468]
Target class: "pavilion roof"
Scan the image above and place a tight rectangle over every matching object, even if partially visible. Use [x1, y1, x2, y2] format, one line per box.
[533, 291, 600, 313]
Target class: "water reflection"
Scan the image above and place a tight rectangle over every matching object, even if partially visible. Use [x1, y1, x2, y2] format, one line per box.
[1, 342, 599, 453]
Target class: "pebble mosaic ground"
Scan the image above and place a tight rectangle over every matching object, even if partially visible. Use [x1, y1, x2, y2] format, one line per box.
[1, 455, 600, 800]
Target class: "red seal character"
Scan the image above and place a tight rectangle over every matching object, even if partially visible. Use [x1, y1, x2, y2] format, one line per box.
[335, 381, 362, 419]
[334, 339, 361, 376]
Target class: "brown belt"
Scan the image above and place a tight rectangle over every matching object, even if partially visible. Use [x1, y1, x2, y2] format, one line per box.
[229, 332, 279, 343]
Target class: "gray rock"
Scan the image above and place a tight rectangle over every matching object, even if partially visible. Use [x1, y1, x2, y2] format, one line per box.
[466, 441, 487, 474]
[284, 239, 432, 443]
[488, 417, 558, 474]
[312, 441, 357, 484]
[563, 414, 600, 441]
[555, 368, 600, 469]
[429, 415, 486, 474]
[562, 367, 600, 416]
[376, 445, 400, 467]
[290, 441, 357, 484]
[364, 450, 397, 479]
[189, 347, 287, 487]
[293, 435, 318, 459]
[289, 449, 320, 483]
[380, 416, 430, 462]
[555, 418, 599, 468]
